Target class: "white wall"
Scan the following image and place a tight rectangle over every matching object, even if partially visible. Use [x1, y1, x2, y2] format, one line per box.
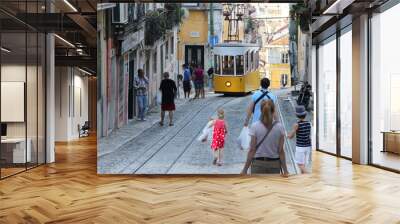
[73, 73, 89, 135]
[54, 67, 89, 141]
[1, 65, 26, 140]
[55, 67, 68, 141]
[1, 65, 37, 137]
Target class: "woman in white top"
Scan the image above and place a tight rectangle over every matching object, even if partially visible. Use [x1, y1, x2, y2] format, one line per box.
[241, 100, 289, 176]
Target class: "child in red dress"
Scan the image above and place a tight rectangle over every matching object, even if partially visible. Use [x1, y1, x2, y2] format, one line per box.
[209, 108, 228, 166]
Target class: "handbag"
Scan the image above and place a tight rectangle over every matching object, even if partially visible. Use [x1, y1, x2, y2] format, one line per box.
[156, 91, 162, 104]
[255, 121, 277, 151]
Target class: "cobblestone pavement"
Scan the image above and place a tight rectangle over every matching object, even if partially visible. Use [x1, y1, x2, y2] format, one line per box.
[98, 89, 303, 174]
[98, 87, 207, 157]
[97, 96, 187, 158]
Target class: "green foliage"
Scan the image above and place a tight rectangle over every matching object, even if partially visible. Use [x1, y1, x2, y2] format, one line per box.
[144, 4, 183, 46]
[144, 10, 166, 46]
[290, 3, 311, 33]
[164, 3, 184, 30]
[245, 18, 256, 34]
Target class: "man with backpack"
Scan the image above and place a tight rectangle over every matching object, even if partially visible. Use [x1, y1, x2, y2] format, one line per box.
[243, 78, 278, 127]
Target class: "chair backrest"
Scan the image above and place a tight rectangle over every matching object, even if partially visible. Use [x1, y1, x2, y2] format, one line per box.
[82, 121, 90, 129]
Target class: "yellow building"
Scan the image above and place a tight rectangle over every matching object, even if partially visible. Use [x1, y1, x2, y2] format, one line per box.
[265, 27, 291, 90]
[177, 5, 209, 69]
[269, 64, 291, 89]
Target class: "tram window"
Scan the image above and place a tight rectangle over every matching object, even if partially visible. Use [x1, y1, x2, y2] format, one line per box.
[235, 55, 244, 76]
[223, 55, 235, 75]
[214, 55, 221, 74]
[245, 52, 249, 72]
[250, 52, 254, 71]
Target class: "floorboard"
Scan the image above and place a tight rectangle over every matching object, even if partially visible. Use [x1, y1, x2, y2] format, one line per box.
[1, 135, 400, 223]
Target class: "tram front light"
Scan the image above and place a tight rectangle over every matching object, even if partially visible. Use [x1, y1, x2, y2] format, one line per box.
[225, 81, 232, 87]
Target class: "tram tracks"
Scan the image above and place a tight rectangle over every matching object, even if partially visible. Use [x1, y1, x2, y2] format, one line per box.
[131, 96, 237, 174]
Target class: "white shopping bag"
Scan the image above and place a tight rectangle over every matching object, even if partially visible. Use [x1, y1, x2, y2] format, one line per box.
[237, 127, 251, 150]
[197, 121, 213, 142]
[156, 92, 162, 104]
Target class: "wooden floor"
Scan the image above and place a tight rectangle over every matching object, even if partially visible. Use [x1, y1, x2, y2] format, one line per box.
[1, 167, 26, 178]
[1, 135, 400, 223]
[373, 151, 400, 171]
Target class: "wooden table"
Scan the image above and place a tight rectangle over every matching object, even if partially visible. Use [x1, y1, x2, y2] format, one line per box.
[381, 131, 400, 154]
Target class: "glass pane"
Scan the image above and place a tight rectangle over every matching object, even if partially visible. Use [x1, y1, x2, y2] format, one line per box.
[222, 56, 234, 75]
[235, 55, 244, 76]
[1, 32, 28, 177]
[371, 4, 400, 171]
[38, 33, 45, 165]
[27, 32, 38, 169]
[340, 30, 352, 158]
[245, 52, 249, 72]
[250, 52, 254, 71]
[214, 55, 220, 74]
[317, 37, 337, 154]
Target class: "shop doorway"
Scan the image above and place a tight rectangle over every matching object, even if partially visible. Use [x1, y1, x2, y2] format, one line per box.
[185, 45, 204, 69]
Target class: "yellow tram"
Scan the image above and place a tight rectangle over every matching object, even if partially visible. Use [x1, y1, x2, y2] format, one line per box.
[213, 42, 261, 94]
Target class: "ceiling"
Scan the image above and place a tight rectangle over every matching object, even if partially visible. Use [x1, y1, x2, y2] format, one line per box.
[0, 0, 97, 74]
[311, 0, 390, 43]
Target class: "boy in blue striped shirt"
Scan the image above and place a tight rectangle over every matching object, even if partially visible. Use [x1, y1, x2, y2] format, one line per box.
[287, 106, 311, 174]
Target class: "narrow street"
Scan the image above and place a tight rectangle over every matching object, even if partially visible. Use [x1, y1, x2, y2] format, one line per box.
[98, 90, 299, 174]
[96, 3, 303, 175]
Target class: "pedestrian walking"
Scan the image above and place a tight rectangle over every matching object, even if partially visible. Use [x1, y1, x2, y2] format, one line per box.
[134, 69, 149, 121]
[243, 78, 278, 127]
[208, 108, 228, 166]
[241, 100, 289, 176]
[159, 72, 177, 127]
[193, 65, 205, 99]
[182, 64, 192, 99]
[287, 105, 311, 174]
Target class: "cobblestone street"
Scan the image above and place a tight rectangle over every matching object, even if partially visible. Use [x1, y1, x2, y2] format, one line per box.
[98, 90, 300, 174]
